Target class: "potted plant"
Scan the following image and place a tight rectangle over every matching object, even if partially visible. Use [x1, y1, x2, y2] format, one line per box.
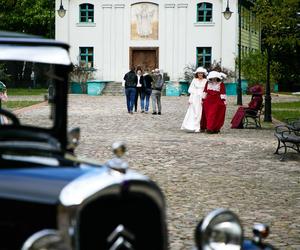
[69, 62, 96, 94]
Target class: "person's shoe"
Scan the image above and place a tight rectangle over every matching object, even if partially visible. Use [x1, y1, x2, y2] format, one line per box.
[158, 112, 161, 115]
[152, 112, 157, 115]
[195, 129, 200, 133]
[200, 129, 205, 133]
[141, 110, 144, 113]
[145, 110, 148, 114]
[130, 111, 133, 114]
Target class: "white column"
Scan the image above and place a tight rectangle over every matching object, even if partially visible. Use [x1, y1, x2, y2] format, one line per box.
[177, 4, 188, 80]
[102, 4, 113, 80]
[221, 0, 238, 71]
[114, 4, 126, 81]
[55, 0, 69, 43]
[164, 4, 175, 80]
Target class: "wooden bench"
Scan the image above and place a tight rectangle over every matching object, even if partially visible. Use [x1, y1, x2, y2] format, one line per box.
[274, 119, 300, 160]
[243, 104, 264, 129]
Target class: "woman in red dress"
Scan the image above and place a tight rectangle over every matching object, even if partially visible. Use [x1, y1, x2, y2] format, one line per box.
[202, 71, 226, 133]
[231, 85, 263, 128]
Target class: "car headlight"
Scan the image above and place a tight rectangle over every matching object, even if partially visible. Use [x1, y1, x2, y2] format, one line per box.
[21, 229, 68, 250]
[195, 209, 243, 250]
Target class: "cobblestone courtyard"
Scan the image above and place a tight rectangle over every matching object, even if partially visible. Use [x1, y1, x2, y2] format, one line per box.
[18, 94, 300, 249]
[66, 94, 299, 249]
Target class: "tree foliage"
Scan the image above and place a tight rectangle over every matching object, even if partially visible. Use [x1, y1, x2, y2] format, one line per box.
[252, 0, 300, 90]
[240, 51, 280, 89]
[0, 0, 54, 38]
[253, 0, 299, 49]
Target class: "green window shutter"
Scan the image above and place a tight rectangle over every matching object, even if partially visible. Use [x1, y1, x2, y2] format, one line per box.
[197, 47, 212, 68]
[197, 2, 213, 22]
[79, 47, 94, 68]
[79, 3, 94, 23]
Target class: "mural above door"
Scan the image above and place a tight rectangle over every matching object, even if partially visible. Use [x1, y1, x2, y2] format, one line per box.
[131, 3, 159, 40]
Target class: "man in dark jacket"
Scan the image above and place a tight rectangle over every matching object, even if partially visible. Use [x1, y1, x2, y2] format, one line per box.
[123, 66, 138, 114]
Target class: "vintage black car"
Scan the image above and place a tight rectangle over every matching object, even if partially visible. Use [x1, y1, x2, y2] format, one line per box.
[0, 32, 274, 250]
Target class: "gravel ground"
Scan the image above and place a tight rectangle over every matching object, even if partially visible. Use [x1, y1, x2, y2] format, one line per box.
[15, 93, 300, 249]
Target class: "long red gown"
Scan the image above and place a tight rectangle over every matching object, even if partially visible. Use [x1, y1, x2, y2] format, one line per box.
[231, 95, 263, 128]
[202, 81, 226, 132]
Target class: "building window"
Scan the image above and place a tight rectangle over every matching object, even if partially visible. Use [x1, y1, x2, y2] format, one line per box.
[79, 3, 94, 23]
[197, 47, 211, 68]
[79, 47, 94, 68]
[197, 2, 213, 22]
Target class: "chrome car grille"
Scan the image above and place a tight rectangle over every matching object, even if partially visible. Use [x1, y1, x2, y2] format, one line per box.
[78, 193, 165, 250]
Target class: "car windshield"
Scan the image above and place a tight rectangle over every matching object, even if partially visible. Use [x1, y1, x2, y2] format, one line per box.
[0, 60, 55, 129]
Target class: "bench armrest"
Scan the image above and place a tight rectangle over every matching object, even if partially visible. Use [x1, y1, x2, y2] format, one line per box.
[275, 125, 299, 139]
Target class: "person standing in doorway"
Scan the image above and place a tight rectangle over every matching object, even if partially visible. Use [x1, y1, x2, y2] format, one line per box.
[141, 68, 153, 113]
[134, 68, 144, 112]
[123, 66, 137, 114]
[151, 68, 164, 115]
[181, 67, 207, 132]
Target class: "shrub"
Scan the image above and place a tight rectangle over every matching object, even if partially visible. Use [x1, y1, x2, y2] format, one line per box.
[69, 62, 96, 93]
[238, 51, 280, 90]
[183, 61, 234, 83]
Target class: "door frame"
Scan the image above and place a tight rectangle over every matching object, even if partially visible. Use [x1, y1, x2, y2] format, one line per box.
[129, 47, 159, 70]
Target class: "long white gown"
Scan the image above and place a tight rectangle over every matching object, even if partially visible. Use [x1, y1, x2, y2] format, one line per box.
[181, 78, 207, 132]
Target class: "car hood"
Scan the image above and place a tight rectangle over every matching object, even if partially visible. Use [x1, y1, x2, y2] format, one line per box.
[0, 165, 108, 204]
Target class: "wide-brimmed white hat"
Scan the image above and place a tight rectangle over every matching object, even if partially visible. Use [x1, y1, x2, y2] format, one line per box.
[207, 71, 222, 80]
[219, 72, 227, 79]
[194, 67, 208, 75]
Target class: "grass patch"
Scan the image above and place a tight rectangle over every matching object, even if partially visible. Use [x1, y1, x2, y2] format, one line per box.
[272, 110, 300, 122]
[272, 101, 300, 122]
[8, 88, 47, 96]
[272, 101, 300, 109]
[2, 100, 42, 110]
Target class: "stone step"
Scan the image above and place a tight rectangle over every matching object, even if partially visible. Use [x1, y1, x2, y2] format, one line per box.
[102, 82, 124, 96]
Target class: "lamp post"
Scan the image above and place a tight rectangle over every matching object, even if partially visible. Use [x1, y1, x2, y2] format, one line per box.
[57, 0, 66, 18]
[264, 46, 272, 122]
[223, 0, 243, 105]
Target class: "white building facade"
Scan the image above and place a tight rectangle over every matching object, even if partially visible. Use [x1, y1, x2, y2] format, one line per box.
[56, 0, 260, 81]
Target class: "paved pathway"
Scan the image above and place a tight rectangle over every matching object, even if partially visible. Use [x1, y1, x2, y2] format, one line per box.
[16, 93, 300, 249]
[66, 94, 300, 250]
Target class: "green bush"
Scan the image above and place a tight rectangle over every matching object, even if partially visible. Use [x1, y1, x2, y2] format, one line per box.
[238, 51, 280, 90]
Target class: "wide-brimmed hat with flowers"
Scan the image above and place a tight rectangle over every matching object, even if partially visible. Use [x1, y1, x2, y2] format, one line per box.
[250, 85, 263, 95]
[194, 67, 208, 75]
[207, 71, 222, 80]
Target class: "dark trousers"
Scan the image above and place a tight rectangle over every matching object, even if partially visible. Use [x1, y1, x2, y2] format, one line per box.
[125, 87, 136, 112]
[134, 87, 143, 111]
[141, 89, 151, 111]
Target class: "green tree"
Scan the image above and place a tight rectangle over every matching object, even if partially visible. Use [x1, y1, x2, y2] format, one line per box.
[0, 0, 54, 38]
[240, 51, 280, 90]
[253, 0, 300, 91]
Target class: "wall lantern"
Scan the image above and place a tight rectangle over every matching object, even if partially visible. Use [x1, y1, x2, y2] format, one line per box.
[57, 0, 66, 18]
[222, 0, 233, 20]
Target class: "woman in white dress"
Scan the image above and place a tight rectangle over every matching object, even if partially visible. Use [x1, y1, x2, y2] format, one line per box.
[181, 67, 207, 132]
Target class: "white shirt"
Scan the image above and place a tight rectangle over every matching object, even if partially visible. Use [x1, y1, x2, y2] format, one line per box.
[137, 75, 142, 87]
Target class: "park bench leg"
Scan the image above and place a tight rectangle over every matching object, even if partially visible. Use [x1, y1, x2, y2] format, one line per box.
[274, 138, 281, 155]
[279, 142, 287, 161]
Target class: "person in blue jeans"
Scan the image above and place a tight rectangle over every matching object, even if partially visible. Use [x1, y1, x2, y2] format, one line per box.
[141, 69, 153, 113]
[123, 67, 137, 114]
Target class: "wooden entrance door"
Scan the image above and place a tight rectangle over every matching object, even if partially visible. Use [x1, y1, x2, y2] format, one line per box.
[130, 48, 158, 71]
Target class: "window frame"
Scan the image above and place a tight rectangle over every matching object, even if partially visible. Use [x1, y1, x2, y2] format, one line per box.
[79, 47, 94, 68]
[197, 2, 213, 22]
[196, 47, 212, 68]
[79, 3, 94, 23]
